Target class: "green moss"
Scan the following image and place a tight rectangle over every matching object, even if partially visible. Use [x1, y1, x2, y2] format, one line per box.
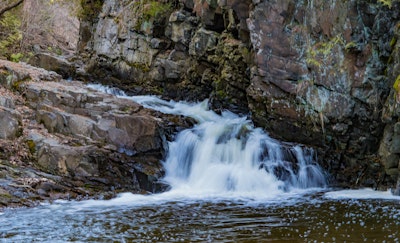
[26, 140, 36, 154]
[132, 0, 173, 31]
[390, 37, 397, 48]
[0, 192, 12, 199]
[306, 35, 344, 68]
[129, 62, 150, 72]
[10, 53, 23, 62]
[0, 11, 22, 60]
[142, 1, 171, 21]
[79, 0, 104, 21]
[306, 57, 322, 68]
[393, 75, 400, 93]
[11, 80, 24, 91]
[215, 90, 227, 99]
[154, 86, 164, 95]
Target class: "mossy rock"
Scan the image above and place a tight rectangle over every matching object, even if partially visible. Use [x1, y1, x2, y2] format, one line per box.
[26, 140, 36, 155]
[79, 0, 104, 21]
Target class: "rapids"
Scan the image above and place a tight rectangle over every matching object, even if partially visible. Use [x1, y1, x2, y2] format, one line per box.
[88, 84, 326, 198]
[1, 84, 398, 242]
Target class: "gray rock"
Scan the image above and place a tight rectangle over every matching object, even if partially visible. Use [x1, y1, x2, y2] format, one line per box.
[28, 53, 76, 78]
[0, 96, 15, 109]
[189, 28, 219, 57]
[0, 107, 21, 139]
[390, 135, 400, 154]
[393, 179, 400, 196]
[37, 141, 99, 177]
[385, 154, 399, 170]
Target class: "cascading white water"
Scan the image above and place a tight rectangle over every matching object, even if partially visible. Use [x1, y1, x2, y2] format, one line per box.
[88, 84, 326, 197]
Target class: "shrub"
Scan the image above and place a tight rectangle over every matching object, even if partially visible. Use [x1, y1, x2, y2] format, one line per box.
[0, 11, 22, 59]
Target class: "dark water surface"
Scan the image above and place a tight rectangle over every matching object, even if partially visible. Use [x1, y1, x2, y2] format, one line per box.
[1, 190, 399, 242]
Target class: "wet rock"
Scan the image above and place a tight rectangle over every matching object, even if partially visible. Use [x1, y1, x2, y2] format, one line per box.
[24, 80, 164, 154]
[393, 179, 400, 196]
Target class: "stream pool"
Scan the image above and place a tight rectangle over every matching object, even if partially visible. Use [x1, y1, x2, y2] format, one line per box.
[1, 189, 399, 242]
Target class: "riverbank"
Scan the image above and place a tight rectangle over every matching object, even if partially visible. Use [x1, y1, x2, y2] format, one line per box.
[0, 59, 195, 209]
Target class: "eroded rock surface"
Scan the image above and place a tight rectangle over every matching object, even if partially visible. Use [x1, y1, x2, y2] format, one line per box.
[0, 60, 187, 208]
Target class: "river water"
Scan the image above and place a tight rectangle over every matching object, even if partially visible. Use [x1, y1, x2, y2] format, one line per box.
[1, 190, 399, 242]
[1, 86, 399, 242]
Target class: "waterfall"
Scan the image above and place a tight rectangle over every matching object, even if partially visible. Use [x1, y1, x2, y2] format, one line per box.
[128, 96, 326, 196]
[88, 84, 327, 196]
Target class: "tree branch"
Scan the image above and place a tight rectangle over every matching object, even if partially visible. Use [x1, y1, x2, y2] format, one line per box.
[0, 0, 24, 17]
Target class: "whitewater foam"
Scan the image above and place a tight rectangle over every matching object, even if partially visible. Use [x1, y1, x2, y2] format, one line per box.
[88, 83, 327, 198]
[325, 188, 400, 200]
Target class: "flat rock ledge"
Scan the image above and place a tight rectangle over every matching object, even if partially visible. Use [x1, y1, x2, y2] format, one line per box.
[0, 60, 187, 209]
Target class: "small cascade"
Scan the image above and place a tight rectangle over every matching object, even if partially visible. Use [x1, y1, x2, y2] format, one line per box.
[87, 84, 127, 96]
[128, 95, 326, 195]
[162, 113, 326, 195]
[88, 84, 327, 196]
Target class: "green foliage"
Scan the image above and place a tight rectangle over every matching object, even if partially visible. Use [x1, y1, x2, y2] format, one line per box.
[26, 140, 36, 155]
[45, 46, 62, 55]
[141, 1, 171, 21]
[10, 52, 23, 62]
[0, 11, 22, 60]
[132, 0, 173, 30]
[393, 75, 400, 93]
[79, 0, 104, 21]
[378, 0, 392, 8]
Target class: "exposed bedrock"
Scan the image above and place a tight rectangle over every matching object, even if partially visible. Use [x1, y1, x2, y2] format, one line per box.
[75, 0, 400, 191]
[0, 60, 191, 207]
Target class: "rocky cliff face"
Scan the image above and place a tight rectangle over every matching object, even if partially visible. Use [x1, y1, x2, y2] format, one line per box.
[78, 0, 400, 192]
[247, 0, 399, 190]
[380, 19, 400, 195]
[80, 0, 252, 113]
